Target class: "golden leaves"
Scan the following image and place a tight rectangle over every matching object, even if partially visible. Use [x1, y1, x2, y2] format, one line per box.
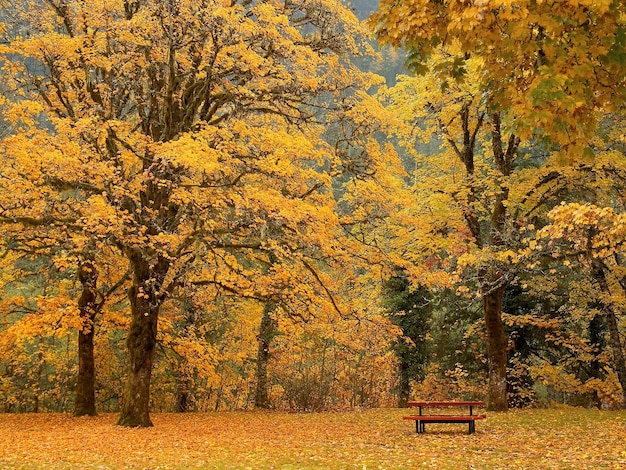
[0, 291, 81, 360]
[1, 409, 626, 468]
[3, 101, 44, 128]
[538, 202, 626, 257]
[374, 0, 626, 155]
[0, 0, 385, 310]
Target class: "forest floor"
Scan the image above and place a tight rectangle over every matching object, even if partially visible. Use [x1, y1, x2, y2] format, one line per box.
[0, 407, 625, 469]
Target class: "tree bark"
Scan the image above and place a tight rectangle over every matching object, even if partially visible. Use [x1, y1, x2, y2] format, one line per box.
[604, 306, 626, 404]
[118, 283, 158, 427]
[116, 159, 180, 426]
[254, 302, 277, 409]
[74, 259, 99, 417]
[483, 283, 508, 411]
[481, 114, 517, 412]
[118, 255, 168, 427]
[592, 260, 626, 403]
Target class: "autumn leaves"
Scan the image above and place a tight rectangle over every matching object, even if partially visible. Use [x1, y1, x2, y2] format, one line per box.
[0, 0, 625, 426]
[373, 0, 626, 409]
[0, 0, 397, 425]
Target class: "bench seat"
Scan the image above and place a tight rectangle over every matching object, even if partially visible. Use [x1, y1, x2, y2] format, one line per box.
[403, 414, 486, 434]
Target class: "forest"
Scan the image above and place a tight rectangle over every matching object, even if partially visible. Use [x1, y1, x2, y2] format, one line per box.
[0, 0, 625, 431]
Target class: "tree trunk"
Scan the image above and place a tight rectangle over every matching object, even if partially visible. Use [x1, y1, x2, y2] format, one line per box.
[482, 113, 518, 412]
[118, 256, 166, 427]
[74, 260, 99, 417]
[254, 302, 277, 409]
[592, 260, 626, 403]
[174, 370, 192, 412]
[174, 390, 188, 413]
[484, 284, 508, 411]
[397, 360, 410, 408]
[34, 346, 43, 413]
[75, 326, 97, 416]
[605, 308, 626, 404]
[118, 283, 158, 427]
[588, 313, 606, 408]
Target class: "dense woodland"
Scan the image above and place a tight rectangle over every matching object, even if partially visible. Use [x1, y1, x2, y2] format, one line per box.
[0, 0, 625, 427]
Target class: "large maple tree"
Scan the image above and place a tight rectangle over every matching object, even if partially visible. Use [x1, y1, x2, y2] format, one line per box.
[380, 57, 521, 411]
[371, 0, 626, 410]
[0, 0, 386, 426]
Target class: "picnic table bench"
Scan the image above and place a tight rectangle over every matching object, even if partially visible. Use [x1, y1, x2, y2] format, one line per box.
[403, 400, 486, 434]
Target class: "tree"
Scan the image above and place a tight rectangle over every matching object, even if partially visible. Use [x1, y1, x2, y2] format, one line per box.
[537, 203, 626, 403]
[378, 56, 525, 410]
[371, 0, 626, 411]
[512, 112, 626, 406]
[0, 0, 388, 426]
[254, 301, 278, 409]
[382, 271, 431, 407]
[372, 0, 626, 152]
[0, 188, 128, 416]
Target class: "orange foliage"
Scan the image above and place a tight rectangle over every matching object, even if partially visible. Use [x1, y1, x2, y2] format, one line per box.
[0, 409, 625, 468]
[373, 0, 626, 154]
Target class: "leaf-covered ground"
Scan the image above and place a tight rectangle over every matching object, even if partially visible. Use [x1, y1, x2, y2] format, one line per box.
[0, 407, 624, 469]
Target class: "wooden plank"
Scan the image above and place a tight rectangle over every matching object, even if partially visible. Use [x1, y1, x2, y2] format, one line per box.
[407, 400, 485, 407]
[403, 414, 486, 434]
[403, 415, 486, 422]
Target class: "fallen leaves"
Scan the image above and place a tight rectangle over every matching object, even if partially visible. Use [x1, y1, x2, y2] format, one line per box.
[0, 407, 624, 469]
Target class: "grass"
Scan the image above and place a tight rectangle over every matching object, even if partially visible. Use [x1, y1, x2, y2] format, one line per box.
[0, 407, 625, 469]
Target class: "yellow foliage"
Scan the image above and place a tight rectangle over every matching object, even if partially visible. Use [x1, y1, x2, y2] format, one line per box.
[373, 0, 626, 154]
[2, 408, 626, 468]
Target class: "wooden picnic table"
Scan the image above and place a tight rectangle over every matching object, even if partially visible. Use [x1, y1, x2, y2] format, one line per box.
[403, 400, 486, 434]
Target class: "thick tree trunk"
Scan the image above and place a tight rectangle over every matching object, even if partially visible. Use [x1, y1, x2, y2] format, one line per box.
[118, 256, 167, 427]
[254, 302, 277, 409]
[75, 328, 97, 416]
[118, 284, 158, 427]
[75, 260, 99, 417]
[484, 284, 508, 411]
